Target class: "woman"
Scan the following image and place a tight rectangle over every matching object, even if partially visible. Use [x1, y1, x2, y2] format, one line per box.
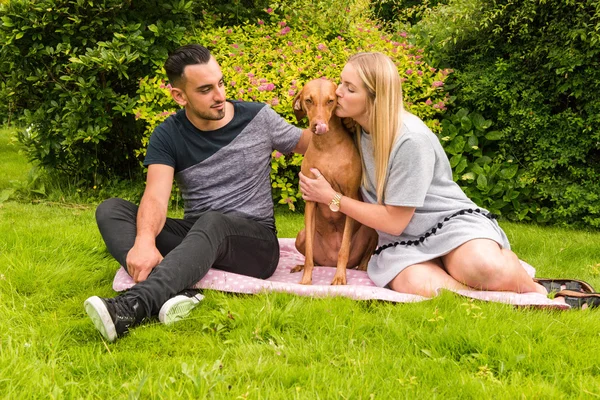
[299, 52, 591, 303]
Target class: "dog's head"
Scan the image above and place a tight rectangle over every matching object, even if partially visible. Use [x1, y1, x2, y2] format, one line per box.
[293, 78, 338, 135]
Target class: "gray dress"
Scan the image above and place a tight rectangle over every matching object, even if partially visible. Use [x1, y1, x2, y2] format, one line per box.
[362, 112, 510, 288]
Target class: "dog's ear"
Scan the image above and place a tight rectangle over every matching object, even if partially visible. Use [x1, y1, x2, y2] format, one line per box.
[293, 89, 306, 122]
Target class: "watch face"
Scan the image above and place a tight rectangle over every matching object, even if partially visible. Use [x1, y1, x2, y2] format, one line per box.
[329, 202, 340, 212]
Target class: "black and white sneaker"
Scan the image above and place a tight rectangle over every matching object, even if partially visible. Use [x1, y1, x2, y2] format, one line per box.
[84, 296, 141, 342]
[159, 289, 204, 325]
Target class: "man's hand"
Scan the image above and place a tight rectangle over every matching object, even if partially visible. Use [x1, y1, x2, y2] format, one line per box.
[126, 243, 164, 283]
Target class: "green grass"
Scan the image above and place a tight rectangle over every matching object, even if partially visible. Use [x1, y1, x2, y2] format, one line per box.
[2, 125, 600, 398]
[0, 126, 29, 190]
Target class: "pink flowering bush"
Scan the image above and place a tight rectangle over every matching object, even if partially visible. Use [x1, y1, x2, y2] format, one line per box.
[134, 17, 450, 210]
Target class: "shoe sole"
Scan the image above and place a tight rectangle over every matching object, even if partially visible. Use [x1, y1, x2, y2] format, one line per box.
[159, 294, 204, 325]
[84, 296, 117, 342]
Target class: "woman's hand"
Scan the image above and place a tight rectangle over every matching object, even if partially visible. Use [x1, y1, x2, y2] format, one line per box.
[299, 168, 338, 205]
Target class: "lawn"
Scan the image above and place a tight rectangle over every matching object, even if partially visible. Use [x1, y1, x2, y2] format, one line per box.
[1, 127, 600, 398]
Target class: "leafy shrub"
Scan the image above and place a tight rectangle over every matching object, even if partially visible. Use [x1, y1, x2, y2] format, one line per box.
[371, 0, 449, 27]
[134, 17, 450, 210]
[438, 108, 537, 219]
[411, 0, 600, 228]
[0, 0, 193, 187]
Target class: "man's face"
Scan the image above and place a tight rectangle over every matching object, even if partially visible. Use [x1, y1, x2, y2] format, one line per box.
[171, 57, 227, 122]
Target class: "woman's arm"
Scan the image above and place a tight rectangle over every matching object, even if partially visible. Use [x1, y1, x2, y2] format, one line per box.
[299, 168, 415, 236]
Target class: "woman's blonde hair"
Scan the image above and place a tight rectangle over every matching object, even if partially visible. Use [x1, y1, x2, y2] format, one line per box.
[347, 52, 404, 204]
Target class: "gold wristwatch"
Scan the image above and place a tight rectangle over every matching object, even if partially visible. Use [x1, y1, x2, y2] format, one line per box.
[329, 192, 342, 212]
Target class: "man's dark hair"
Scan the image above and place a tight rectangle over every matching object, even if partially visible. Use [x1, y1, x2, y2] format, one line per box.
[164, 44, 212, 86]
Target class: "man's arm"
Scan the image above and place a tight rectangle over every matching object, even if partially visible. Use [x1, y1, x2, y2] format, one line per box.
[292, 128, 312, 154]
[126, 164, 175, 282]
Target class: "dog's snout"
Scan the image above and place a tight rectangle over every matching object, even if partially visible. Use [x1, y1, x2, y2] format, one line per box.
[312, 121, 329, 134]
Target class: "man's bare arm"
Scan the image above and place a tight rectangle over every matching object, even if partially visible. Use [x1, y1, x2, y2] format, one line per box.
[126, 164, 175, 282]
[292, 128, 312, 155]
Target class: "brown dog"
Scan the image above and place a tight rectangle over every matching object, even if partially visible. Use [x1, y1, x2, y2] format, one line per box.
[292, 78, 378, 285]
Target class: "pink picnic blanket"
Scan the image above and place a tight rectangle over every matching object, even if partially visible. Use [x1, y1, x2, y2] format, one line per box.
[112, 238, 568, 309]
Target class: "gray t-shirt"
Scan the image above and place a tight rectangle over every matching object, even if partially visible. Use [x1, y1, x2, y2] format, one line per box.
[361, 112, 483, 245]
[144, 101, 302, 230]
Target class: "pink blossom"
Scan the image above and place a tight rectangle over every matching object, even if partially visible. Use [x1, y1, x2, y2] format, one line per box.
[288, 89, 296, 96]
[279, 21, 286, 27]
[228, 53, 235, 57]
[279, 26, 291, 35]
[234, 66, 242, 72]
[159, 83, 166, 89]
[284, 197, 293, 203]
[417, 70, 423, 76]
[226, 29, 232, 34]
[287, 41, 293, 46]
[258, 20, 264, 25]
[231, 43, 239, 49]
[231, 81, 236, 87]
[238, 88, 245, 94]
[317, 43, 327, 51]
[430, 67, 436, 73]
[265, 35, 271, 39]
[406, 69, 413, 75]
[258, 83, 275, 92]
[266, 7, 273, 13]
[274, 151, 283, 159]
[135, 112, 141, 120]
[425, 99, 433, 105]
[336, 36, 343, 40]
[432, 81, 444, 88]
[247, 72, 255, 78]
[166, 84, 172, 90]
[260, 78, 267, 83]
[316, 55, 322, 59]
[399, 32, 408, 38]
[271, 97, 279, 106]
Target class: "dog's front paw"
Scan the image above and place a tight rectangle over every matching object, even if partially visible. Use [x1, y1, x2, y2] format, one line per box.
[291, 264, 304, 273]
[300, 276, 313, 285]
[330, 274, 347, 286]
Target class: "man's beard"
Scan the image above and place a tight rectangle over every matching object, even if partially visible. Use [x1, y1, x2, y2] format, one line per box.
[194, 104, 226, 121]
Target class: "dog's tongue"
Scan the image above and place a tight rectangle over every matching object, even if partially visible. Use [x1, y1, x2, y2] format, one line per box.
[315, 123, 328, 134]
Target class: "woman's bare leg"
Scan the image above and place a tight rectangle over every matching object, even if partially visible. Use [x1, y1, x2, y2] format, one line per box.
[442, 239, 547, 294]
[389, 258, 470, 297]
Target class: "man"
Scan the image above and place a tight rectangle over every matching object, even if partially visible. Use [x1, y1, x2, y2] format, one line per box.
[84, 44, 310, 342]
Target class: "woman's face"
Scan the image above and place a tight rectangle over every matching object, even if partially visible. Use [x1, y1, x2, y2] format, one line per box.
[335, 63, 369, 128]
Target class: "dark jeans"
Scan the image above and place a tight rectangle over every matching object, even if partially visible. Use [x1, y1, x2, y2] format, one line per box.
[95, 198, 280, 317]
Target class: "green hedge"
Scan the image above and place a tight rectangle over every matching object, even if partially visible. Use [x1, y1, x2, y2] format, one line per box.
[410, 0, 600, 228]
[135, 16, 450, 210]
[0, 0, 193, 186]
